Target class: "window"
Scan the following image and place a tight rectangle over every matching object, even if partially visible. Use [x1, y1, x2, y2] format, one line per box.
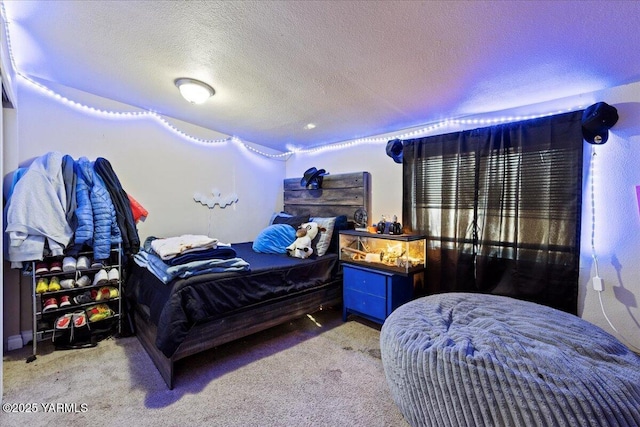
[402, 111, 584, 313]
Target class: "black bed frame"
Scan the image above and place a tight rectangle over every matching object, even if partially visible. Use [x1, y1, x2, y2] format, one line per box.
[133, 171, 371, 389]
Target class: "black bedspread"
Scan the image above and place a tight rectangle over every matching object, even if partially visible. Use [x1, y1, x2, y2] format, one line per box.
[126, 242, 340, 357]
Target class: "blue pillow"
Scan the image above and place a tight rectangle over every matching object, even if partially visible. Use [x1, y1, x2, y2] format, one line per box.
[252, 224, 297, 254]
[272, 214, 309, 230]
[268, 211, 292, 225]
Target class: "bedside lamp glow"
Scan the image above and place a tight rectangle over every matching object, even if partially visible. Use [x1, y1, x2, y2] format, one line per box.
[175, 78, 215, 104]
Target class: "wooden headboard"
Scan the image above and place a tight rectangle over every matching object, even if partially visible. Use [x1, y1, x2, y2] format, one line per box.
[283, 171, 371, 221]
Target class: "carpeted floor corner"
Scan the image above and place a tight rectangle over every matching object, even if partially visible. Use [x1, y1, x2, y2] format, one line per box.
[1, 307, 409, 427]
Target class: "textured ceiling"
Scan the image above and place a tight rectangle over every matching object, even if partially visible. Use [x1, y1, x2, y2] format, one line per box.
[3, 1, 640, 152]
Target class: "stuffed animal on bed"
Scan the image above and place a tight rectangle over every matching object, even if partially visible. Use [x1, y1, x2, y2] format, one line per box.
[286, 222, 325, 259]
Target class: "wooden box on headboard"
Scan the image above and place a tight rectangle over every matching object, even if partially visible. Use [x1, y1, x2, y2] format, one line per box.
[284, 171, 371, 221]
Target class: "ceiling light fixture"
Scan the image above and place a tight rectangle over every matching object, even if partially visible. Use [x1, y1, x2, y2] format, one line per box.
[175, 78, 215, 104]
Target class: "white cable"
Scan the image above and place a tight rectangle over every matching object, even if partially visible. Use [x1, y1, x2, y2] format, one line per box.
[590, 146, 640, 353]
[598, 291, 640, 353]
[590, 146, 600, 277]
[597, 291, 619, 333]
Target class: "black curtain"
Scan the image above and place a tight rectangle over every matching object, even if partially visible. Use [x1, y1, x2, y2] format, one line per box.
[402, 111, 584, 314]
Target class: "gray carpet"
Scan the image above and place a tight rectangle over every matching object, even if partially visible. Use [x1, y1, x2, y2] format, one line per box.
[2, 307, 408, 427]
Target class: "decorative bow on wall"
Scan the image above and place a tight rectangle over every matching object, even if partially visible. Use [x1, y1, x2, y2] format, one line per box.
[193, 188, 239, 208]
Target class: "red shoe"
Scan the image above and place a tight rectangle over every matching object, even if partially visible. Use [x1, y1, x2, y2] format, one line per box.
[35, 262, 49, 274]
[49, 261, 63, 273]
[59, 295, 71, 307]
[43, 298, 58, 312]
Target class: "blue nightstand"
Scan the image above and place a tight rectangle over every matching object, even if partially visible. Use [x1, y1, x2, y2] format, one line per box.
[339, 230, 426, 324]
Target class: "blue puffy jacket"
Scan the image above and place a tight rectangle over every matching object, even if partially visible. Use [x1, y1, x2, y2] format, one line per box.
[74, 157, 122, 260]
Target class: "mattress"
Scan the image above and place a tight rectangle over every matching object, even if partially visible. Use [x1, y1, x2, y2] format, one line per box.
[126, 242, 340, 357]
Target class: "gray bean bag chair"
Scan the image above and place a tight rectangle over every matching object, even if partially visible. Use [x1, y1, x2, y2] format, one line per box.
[380, 292, 640, 427]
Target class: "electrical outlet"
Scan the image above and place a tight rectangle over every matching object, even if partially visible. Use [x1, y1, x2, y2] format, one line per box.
[593, 276, 604, 292]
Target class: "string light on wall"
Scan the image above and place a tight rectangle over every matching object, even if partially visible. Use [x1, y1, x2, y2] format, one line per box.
[0, 3, 289, 159]
[18, 69, 585, 159]
[0, 3, 584, 161]
[289, 109, 582, 156]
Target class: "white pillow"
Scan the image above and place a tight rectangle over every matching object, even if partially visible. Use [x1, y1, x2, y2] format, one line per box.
[309, 217, 336, 257]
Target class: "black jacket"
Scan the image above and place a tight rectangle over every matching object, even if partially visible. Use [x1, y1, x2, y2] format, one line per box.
[94, 157, 140, 256]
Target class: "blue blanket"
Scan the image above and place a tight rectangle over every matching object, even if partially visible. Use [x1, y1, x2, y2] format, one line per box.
[134, 250, 250, 284]
[126, 242, 340, 357]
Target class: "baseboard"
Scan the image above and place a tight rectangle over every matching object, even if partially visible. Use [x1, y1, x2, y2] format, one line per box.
[22, 330, 33, 346]
[7, 334, 23, 351]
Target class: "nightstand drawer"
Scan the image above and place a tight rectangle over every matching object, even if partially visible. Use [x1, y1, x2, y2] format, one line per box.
[343, 266, 387, 297]
[344, 290, 386, 321]
[341, 260, 421, 324]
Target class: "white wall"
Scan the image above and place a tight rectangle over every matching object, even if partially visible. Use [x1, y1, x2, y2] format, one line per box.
[578, 82, 640, 352]
[286, 141, 404, 226]
[13, 79, 286, 243]
[287, 82, 640, 352]
[2, 78, 286, 349]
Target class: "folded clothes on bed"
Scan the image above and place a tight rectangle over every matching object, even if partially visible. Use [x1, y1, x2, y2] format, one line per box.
[149, 234, 219, 260]
[143, 235, 236, 264]
[134, 250, 250, 284]
[163, 246, 237, 266]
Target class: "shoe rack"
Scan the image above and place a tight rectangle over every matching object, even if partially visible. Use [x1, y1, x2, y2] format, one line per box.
[27, 244, 122, 362]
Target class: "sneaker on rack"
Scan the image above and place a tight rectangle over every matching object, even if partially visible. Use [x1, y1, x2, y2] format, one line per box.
[92, 269, 109, 286]
[48, 276, 62, 292]
[60, 278, 75, 289]
[36, 278, 49, 294]
[49, 261, 63, 273]
[75, 275, 91, 288]
[35, 262, 49, 275]
[109, 287, 119, 299]
[107, 268, 120, 285]
[59, 295, 71, 307]
[96, 287, 111, 301]
[76, 256, 91, 270]
[43, 297, 58, 312]
[73, 291, 93, 305]
[90, 259, 104, 269]
[86, 304, 114, 322]
[62, 256, 77, 272]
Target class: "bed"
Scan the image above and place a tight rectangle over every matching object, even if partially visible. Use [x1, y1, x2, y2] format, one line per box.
[380, 292, 640, 427]
[126, 171, 371, 389]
